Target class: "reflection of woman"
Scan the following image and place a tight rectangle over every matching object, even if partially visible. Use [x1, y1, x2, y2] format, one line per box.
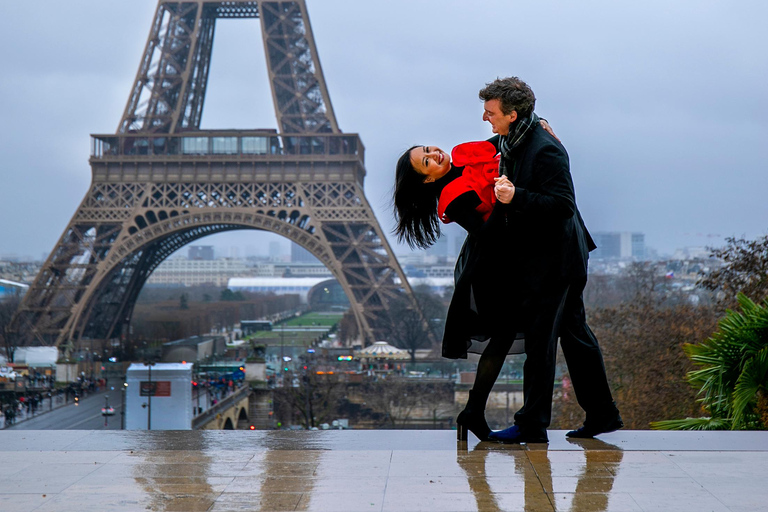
[393, 121, 553, 441]
[456, 440, 622, 511]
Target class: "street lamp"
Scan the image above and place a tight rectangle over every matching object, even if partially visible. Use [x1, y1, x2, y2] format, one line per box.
[121, 382, 127, 429]
[102, 394, 110, 428]
[144, 360, 156, 430]
[280, 324, 285, 387]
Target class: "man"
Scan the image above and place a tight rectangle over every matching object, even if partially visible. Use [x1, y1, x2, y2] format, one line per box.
[481, 76, 622, 442]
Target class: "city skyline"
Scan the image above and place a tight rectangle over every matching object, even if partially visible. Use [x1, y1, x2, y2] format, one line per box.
[1, 1, 766, 263]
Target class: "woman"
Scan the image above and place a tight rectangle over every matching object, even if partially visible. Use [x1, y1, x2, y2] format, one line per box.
[393, 120, 554, 441]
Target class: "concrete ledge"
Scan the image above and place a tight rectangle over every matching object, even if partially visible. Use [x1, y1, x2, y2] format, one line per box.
[1, 430, 766, 511]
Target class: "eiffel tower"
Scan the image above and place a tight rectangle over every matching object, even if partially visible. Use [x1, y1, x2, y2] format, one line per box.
[13, 0, 425, 352]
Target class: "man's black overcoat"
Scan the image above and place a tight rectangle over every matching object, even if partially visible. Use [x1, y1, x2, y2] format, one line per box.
[489, 125, 596, 293]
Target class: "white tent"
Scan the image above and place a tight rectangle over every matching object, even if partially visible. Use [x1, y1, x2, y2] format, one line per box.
[354, 341, 409, 360]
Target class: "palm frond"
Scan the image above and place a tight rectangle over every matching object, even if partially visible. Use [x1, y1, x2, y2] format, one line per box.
[651, 417, 732, 431]
[657, 293, 768, 430]
[731, 346, 768, 429]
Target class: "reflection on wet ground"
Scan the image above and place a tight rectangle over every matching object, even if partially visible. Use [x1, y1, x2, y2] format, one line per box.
[0, 430, 766, 511]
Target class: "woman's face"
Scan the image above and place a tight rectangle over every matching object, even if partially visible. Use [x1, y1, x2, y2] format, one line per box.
[410, 146, 451, 183]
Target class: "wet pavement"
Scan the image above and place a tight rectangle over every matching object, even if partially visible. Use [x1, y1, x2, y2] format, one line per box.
[0, 429, 766, 511]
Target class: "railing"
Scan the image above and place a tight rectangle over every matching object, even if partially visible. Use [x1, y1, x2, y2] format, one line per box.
[91, 130, 364, 162]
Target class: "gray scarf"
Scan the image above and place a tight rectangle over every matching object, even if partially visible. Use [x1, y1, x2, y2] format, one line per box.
[498, 113, 539, 178]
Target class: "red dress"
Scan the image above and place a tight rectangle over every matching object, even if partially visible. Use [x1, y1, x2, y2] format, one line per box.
[437, 141, 499, 225]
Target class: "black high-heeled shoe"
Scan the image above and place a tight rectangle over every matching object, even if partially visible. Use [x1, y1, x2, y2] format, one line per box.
[456, 390, 491, 441]
[456, 410, 491, 441]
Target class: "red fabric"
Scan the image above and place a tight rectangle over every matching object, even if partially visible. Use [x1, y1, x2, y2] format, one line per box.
[438, 141, 500, 223]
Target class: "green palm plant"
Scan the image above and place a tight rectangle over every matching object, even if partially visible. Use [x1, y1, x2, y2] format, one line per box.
[652, 293, 768, 430]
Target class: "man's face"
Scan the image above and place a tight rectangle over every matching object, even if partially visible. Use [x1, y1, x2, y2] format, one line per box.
[483, 99, 517, 136]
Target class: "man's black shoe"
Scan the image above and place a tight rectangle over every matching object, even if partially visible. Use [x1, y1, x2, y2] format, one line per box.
[566, 417, 624, 439]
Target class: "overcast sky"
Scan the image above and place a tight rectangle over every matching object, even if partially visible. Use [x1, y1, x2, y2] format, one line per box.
[1, 0, 766, 262]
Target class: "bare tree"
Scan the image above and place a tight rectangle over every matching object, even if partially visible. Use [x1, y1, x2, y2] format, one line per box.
[337, 310, 359, 346]
[0, 294, 22, 362]
[699, 234, 768, 308]
[386, 286, 445, 362]
[362, 380, 452, 428]
[273, 371, 347, 429]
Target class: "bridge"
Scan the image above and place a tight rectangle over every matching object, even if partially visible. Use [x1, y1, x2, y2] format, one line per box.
[193, 384, 252, 430]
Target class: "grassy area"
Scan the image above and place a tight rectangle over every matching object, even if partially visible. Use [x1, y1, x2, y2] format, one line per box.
[242, 311, 343, 345]
[280, 312, 343, 327]
[246, 333, 318, 346]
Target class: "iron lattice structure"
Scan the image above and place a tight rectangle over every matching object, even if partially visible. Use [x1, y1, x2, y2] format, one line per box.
[13, 0, 426, 351]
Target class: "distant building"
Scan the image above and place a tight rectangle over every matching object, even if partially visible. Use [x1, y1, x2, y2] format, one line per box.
[241, 320, 272, 336]
[161, 335, 227, 363]
[279, 263, 332, 278]
[268, 241, 283, 259]
[0, 279, 28, 301]
[147, 258, 249, 286]
[426, 234, 449, 257]
[0, 260, 42, 284]
[396, 252, 443, 267]
[403, 265, 454, 279]
[228, 277, 334, 303]
[250, 262, 332, 278]
[592, 232, 645, 260]
[291, 242, 318, 263]
[673, 246, 711, 260]
[401, 277, 455, 296]
[188, 245, 214, 261]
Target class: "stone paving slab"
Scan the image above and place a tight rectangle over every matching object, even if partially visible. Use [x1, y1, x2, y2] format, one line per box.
[0, 430, 766, 511]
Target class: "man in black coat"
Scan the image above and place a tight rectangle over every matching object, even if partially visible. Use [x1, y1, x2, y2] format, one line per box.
[482, 76, 622, 442]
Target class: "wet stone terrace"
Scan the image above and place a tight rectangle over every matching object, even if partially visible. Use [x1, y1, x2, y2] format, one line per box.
[0, 430, 766, 511]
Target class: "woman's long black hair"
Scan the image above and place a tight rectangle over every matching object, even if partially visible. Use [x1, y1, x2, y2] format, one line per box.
[392, 146, 442, 249]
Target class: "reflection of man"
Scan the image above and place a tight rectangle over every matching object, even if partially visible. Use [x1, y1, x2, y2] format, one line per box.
[457, 440, 623, 511]
[482, 77, 622, 442]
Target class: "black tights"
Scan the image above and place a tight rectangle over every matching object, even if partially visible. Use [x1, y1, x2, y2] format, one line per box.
[470, 337, 515, 409]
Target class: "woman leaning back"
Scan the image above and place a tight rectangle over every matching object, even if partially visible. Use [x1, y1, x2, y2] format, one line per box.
[392, 119, 555, 441]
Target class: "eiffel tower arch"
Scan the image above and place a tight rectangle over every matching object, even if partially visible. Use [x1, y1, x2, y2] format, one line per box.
[13, 0, 427, 351]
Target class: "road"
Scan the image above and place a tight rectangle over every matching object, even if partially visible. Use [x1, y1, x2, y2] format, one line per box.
[7, 387, 125, 430]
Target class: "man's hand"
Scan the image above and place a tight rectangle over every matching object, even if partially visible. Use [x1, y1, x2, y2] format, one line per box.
[494, 176, 515, 204]
[540, 119, 561, 142]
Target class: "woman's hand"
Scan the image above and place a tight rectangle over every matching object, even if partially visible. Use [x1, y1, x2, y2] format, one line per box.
[540, 119, 561, 142]
[494, 176, 515, 204]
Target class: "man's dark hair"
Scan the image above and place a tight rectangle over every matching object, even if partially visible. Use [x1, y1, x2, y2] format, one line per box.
[478, 77, 536, 118]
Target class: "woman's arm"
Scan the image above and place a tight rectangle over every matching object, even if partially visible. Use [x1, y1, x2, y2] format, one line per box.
[539, 118, 560, 142]
[444, 192, 485, 233]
